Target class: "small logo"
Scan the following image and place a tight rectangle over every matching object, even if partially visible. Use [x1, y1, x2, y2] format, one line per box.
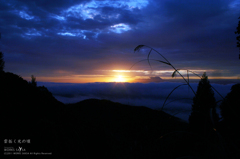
[16, 147, 26, 152]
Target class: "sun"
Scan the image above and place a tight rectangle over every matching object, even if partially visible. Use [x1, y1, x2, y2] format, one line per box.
[115, 75, 125, 82]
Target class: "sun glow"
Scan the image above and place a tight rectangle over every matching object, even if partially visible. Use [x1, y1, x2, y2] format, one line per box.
[115, 75, 126, 82]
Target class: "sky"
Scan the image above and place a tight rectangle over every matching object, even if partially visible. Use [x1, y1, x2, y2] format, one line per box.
[1, 0, 240, 83]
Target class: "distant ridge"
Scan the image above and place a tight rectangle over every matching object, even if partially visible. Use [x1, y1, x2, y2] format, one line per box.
[1, 71, 227, 158]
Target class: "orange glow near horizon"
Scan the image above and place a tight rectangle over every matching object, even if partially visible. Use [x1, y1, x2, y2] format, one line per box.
[23, 74, 133, 83]
[23, 75, 240, 83]
[22, 69, 240, 83]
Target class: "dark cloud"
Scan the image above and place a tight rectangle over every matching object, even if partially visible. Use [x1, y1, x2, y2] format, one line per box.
[8, 0, 91, 14]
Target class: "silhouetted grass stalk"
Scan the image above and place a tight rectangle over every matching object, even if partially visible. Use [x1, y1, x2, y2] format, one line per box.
[134, 45, 197, 97]
[133, 45, 200, 109]
[132, 45, 226, 111]
[132, 45, 228, 158]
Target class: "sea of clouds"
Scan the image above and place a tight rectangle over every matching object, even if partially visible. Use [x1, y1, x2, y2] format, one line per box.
[38, 81, 238, 122]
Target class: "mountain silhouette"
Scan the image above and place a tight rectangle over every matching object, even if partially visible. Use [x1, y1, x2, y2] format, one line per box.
[1, 71, 236, 158]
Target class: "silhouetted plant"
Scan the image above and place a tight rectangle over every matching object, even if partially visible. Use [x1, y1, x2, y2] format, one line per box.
[132, 45, 228, 157]
[132, 45, 197, 96]
[189, 72, 219, 135]
[219, 83, 240, 155]
[220, 83, 240, 126]
[30, 75, 37, 87]
[132, 45, 224, 133]
[0, 52, 4, 72]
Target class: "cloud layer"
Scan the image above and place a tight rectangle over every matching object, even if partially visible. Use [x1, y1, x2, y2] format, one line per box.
[38, 81, 237, 122]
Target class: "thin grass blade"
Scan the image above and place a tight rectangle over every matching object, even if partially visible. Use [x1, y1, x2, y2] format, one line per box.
[129, 59, 148, 70]
[134, 45, 145, 52]
[147, 49, 153, 71]
[161, 84, 188, 111]
[188, 71, 201, 79]
[155, 60, 171, 65]
[172, 69, 181, 78]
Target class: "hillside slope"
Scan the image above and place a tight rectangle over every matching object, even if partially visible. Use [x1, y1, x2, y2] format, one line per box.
[1, 71, 224, 158]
